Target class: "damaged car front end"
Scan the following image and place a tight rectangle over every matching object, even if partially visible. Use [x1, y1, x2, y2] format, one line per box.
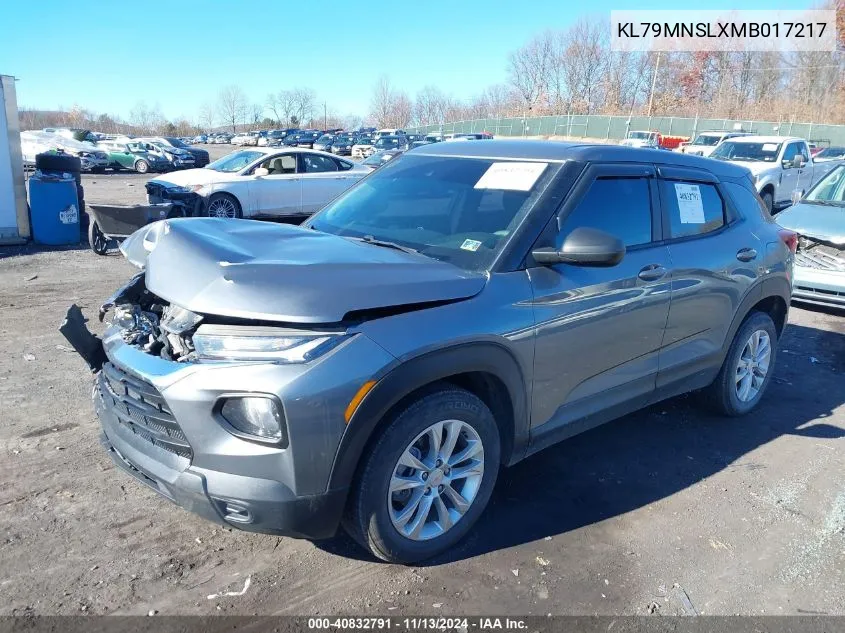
[60, 216, 485, 539]
[146, 181, 204, 216]
[777, 164, 845, 308]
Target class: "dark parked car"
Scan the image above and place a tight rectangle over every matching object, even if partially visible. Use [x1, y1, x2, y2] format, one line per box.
[64, 140, 793, 565]
[372, 135, 408, 152]
[313, 134, 335, 152]
[330, 134, 356, 156]
[141, 137, 210, 167]
[293, 131, 321, 148]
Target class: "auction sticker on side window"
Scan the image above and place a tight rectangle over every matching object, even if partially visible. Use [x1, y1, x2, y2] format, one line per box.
[674, 183, 705, 224]
[474, 162, 547, 191]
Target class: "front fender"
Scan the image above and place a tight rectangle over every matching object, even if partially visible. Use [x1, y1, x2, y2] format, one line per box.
[326, 342, 530, 492]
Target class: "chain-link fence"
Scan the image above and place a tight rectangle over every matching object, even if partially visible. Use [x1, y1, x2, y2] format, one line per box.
[409, 114, 845, 145]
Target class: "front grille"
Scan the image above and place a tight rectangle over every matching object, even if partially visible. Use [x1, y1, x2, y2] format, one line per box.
[98, 362, 192, 459]
[796, 284, 845, 298]
[795, 245, 845, 272]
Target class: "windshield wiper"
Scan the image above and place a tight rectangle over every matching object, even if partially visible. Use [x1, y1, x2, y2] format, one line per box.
[349, 235, 420, 255]
[802, 199, 844, 207]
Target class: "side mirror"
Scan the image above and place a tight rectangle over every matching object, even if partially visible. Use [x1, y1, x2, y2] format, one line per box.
[254, 167, 269, 177]
[532, 227, 626, 267]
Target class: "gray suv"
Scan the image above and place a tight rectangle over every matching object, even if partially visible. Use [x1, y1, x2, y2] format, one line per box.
[63, 140, 795, 563]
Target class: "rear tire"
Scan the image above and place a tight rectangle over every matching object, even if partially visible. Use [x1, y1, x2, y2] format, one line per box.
[703, 311, 778, 416]
[343, 386, 500, 564]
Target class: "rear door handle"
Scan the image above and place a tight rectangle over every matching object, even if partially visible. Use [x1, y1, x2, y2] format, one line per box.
[736, 248, 757, 262]
[637, 264, 667, 281]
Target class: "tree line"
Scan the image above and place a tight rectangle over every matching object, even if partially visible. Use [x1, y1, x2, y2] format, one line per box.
[19, 6, 844, 137]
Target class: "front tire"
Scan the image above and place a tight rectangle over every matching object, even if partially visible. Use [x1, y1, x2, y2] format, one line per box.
[205, 193, 242, 219]
[134, 159, 150, 174]
[704, 311, 778, 416]
[344, 386, 500, 564]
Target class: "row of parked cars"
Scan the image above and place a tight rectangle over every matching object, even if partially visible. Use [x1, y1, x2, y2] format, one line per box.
[22, 128, 210, 174]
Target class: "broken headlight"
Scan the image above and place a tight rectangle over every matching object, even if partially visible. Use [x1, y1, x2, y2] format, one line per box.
[192, 324, 346, 363]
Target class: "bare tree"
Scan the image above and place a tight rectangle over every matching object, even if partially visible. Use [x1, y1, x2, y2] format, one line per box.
[217, 85, 248, 133]
[198, 101, 215, 131]
[292, 87, 316, 126]
[130, 101, 164, 134]
[267, 90, 298, 126]
[370, 76, 412, 128]
[250, 103, 265, 126]
[414, 85, 450, 126]
[507, 34, 552, 114]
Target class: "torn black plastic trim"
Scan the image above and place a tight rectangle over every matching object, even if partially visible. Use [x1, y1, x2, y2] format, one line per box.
[60, 304, 107, 373]
[99, 272, 146, 322]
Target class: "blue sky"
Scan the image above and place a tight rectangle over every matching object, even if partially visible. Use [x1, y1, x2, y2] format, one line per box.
[1, 0, 806, 122]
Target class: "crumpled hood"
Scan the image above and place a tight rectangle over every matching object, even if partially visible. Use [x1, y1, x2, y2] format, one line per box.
[147, 168, 218, 187]
[777, 202, 845, 246]
[119, 218, 486, 323]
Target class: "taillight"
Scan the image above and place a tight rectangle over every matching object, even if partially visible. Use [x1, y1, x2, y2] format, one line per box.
[778, 229, 798, 254]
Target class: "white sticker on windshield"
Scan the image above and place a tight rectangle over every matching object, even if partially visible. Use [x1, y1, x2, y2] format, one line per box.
[762, 143, 779, 152]
[474, 162, 547, 191]
[460, 239, 482, 252]
[675, 183, 705, 224]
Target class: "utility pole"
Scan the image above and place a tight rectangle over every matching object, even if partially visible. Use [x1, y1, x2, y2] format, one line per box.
[323, 102, 327, 131]
[647, 51, 662, 118]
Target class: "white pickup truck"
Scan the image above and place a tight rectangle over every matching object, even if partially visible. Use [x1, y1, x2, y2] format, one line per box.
[709, 135, 844, 212]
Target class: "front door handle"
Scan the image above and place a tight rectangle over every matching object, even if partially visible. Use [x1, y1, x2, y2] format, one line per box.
[637, 264, 667, 281]
[736, 248, 757, 262]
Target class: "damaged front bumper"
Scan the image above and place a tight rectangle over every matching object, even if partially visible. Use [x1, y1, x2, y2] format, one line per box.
[60, 302, 395, 539]
[145, 182, 204, 216]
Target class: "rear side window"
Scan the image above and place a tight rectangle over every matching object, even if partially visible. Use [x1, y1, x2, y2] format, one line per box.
[661, 180, 725, 239]
[559, 177, 652, 247]
[723, 181, 770, 220]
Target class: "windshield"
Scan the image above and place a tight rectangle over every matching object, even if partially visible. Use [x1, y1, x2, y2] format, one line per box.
[711, 141, 781, 162]
[316, 135, 333, 144]
[207, 150, 263, 172]
[817, 147, 845, 158]
[628, 132, 653, 140]
[165, 137, 187, 148]
[355, 138, 373, 146]
[804, 165, 845, 206]
[375, 137, 402, 149]
[691, 135, 721, 146]
[307, 155, 556, 271]
[334, 136, 353, 143]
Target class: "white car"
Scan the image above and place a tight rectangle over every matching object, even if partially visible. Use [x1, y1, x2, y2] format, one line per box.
[676, 131, 753, 157]
[231, 132, 259, 146]
[145, 147, 370, 221]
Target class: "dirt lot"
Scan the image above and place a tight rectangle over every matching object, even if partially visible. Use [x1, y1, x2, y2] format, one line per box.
[1, 160, 844, 616]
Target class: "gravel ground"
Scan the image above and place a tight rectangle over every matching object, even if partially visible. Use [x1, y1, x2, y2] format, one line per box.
[1, 158, 844, 617]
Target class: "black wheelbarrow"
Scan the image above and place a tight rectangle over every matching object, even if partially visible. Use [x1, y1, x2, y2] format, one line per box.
[86, 203, 188, 255]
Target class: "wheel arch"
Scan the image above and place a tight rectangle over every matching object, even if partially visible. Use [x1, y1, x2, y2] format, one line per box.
[721, 278, 790, 362]
[206, 190, 243, 217]
[327, 343, 530, 492]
